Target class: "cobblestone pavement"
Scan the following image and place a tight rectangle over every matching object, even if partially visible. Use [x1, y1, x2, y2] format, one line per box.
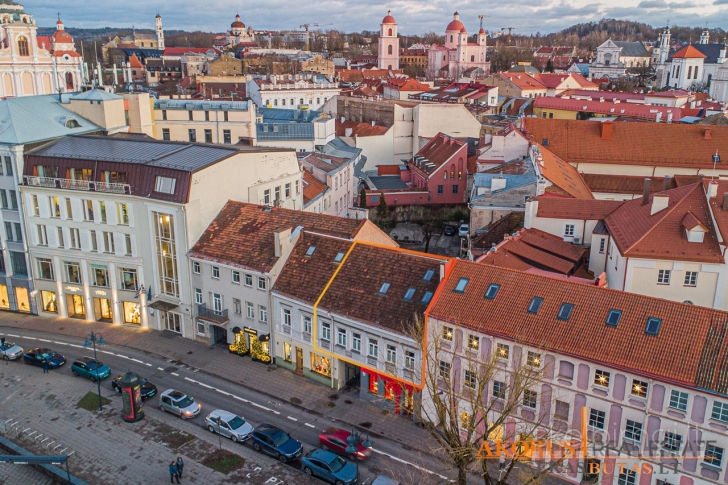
[0, 362, 311, 485]
[0, 461, 55, 485]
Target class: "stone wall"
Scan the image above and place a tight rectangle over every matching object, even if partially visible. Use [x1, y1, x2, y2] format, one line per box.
[369, 203, 469, 224]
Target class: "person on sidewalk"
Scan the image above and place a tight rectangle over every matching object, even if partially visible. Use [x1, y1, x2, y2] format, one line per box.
[176, 457, 184, 478]
[41, 358, 49, 373]
[169, 462, 180, 484]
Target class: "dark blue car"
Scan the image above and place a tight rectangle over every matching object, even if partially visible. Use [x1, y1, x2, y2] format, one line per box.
[301, 448, 358, 485]
[250, 423, 302, 463]
[23, 348, 66, 369]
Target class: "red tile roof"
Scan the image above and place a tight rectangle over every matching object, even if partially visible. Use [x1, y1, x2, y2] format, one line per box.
[603, 183, 723, 262]
[302, 169, 328, 205]
[299, 152, 350, 173]
[534, 197, 624, 220]
[583, 174, 676, 194]
[536, 145, 594, 199]
[408, 132, 467, 179]
[702, 179, 728, 242]
[534, 96, 692, 121]
[524, 118, 728, 169]
[163, 47, 218, 56]
[189, 201, 369, 273]
[500, 73, 546, 91]
[429, 260, 728, 394]
[533, 73, 597, 90]
[385, 77, 429, 92]
[336, 120, 390, 137]
[671, 45, 708, 59]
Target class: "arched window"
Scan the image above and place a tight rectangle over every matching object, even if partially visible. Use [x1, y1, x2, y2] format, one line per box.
[65, 72, 74, 89]
[470, 55, 475, 62]
[388, 45, 392, 55]
[450, 164, 455, 179]
[17, 36, 28, 56]
[388, 28, 392, 36]
[694, 66, 699, 80]
[687, 66, 692, 79]
[444, 171, 448, 180]
[450, 35, 453, 43]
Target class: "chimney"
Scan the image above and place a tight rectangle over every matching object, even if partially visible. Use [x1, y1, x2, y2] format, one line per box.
[600, 121, 613, 140]
[642, 178, 651, 205]
[371, 120, 375, 126]
[708, 180, 718, 198]
[723, 192, 728, 211]
[651, 194, 670, 215]
[273, 226, 293, 258]
[704, 127, 712, 140]
[345, 127, 353, 137]
[662, 175, 671, 192]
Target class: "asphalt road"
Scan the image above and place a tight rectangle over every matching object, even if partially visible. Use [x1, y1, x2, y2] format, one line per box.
[0, 328, 453, 485]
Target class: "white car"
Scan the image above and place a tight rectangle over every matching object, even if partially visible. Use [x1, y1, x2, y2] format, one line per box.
[458, 224, 470, 238]
[205, 409, 253, 443]
[159, 389, 201, 419]
[0, 339, 23, 360]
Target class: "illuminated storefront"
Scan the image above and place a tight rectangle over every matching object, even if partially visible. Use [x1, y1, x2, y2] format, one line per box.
[94, 298, 113, 322]
[362, 370, 416, 416]
[122, 301, 141, 325]
[66, 293, 85, 318]
[0, 285, 9, 309]
[15, 287, 29, 313]
[310, 352, 331, 377]
[228, 327, 271, 364]
[40, 291, 57, 313]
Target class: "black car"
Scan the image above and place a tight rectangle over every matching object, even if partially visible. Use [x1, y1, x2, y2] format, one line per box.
[111, 375, 158, 400]
[443, 225, 456, 236]
[23, 348, 66, 369]
[251, 423, 303, 463]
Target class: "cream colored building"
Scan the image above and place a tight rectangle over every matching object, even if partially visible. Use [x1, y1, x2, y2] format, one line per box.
[154, 99, 256, 145]
[247, 75, 341, 111]
[300, 55, 334, 77]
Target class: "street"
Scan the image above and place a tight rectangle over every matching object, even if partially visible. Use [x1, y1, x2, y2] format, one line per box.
[0, 329, 452, 485]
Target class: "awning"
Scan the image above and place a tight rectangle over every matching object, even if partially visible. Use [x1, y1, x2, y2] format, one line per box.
[148, 300, 178, 311]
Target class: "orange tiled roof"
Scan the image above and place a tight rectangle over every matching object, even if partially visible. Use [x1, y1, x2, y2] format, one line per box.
[534, 196, 624, 220]
[302, 170, 328, 205]
[129, 53, 144, 69]
[408, 133, 467, 178]
[603, 183, 723, 262]
[537, 145, 594, 199]
[671, 44, 708, 59]
[430, 260, 728, 393]
[583, 174, 675, 194]
[336, 120, 390, 137]
[189, 201, 367, 273]
[500, 73, 546, 91]
[703, 179, 728, 242]
[524, 118, 728, 169]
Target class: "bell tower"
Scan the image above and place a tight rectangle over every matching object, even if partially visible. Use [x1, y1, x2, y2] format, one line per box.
[378, 10, 399, 70]
[156, 13, 164, 50]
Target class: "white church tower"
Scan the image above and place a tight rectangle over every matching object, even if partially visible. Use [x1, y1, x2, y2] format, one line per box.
[156, 13, 165, 50]
[378, 10, 399, 70]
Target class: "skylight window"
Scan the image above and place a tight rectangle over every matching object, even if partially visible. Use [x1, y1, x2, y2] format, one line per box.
[557, 303, 574, 321]
[403, 287, 416, 301]
[423, 269, 435, 282]
[333, 252, 345, 263]
[453, 278, 469, 293]
[421, 291, 434, 304]
[305, 245, 316, 257]
[528, 297, 543, 314]
[484, 284, 500, 300]
[378, 282, 391, 295]
[606, 309, 622, 327]
[645, 317, 662, 336]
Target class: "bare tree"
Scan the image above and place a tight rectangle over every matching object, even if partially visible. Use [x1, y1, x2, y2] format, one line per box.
[422, 222, 435, 253]
[688, 80, 707, 93]
[406, 317, 567, 485]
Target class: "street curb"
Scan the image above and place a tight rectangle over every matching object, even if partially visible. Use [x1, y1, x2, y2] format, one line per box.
[0, 434, 90, 485]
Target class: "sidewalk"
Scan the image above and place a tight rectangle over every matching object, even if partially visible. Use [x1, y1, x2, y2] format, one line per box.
[0, 312, 433, 455]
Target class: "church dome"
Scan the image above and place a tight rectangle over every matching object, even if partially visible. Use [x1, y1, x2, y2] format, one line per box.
[382, 10, 396, 24]
[52, 30, 73, 43]
[479, 28, 485, 34]
[446, 12, 465, 32]
[460, 27, 467, 33]
[231, 14, 245, 28]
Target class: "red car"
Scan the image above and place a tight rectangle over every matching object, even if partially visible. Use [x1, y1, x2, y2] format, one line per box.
[318, 427, 372, 460]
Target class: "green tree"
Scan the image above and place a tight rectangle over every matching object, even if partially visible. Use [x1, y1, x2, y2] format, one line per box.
[376, 193, 389, 220]
[359, 187, 367, 208]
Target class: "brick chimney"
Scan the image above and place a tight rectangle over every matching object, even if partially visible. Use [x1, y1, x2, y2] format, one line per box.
[708, 180, 718, 198]
[600, 121, 613, 140]
[662, 175, 671, 192]
[723, 193, 728, 211]
[642, 178, 651, 205]
[705, 127, 712, 140]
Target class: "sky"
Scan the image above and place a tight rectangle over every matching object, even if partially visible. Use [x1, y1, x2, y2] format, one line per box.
[25, 0, 728, 36]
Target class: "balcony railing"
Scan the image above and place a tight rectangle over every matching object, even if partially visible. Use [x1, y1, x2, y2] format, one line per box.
[94, 181, 129, 194]
[58, 178, 91, 190]
[23, 176, 130, 194]
[25, 176, 58, 187]
[196, 303, 229, 324]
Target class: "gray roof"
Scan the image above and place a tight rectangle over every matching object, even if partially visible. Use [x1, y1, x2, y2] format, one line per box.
[320, 138, 362, 161]
[613, 41, 650, 57]
[0, 94, 102, 146]
[668, 43, 724, 64]
[258, 108, 325, 123]
[29, 136, 240, 172]
[257, 123, 314, 141]
[368, 175, 409, 190]
[70, 89, 123, 102]
[156, 99, 251, 111]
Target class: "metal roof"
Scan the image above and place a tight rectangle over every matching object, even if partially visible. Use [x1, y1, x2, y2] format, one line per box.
[70, 89, 123, 102]
[368, 175, 409, 190]
[155, 99, 251, 111]
[612, 41, 650, 57]
[258, 108, 324, 123]
[0, 94, 102, 146]
[29, 135, 240, 172]
[257, 123, 313, 140]
[668, 43, 723, 64]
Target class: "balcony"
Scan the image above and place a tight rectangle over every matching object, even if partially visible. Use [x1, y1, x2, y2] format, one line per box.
[196, 303, 229, 325]
[58, 178, 91, 190]
[23, 176, 130, 194]
[94, 181, 129, 194]
[25, 176, 58, 188]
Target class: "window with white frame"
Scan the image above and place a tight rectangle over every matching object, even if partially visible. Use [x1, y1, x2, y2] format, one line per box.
[523, 390, 537, 409]
[89, 230, 97, 252]
[564, 224, 575, 237]
[669, 390, 688, 412]
[624, 420, 642, 442]
[467, 334, 479, 350]
[705, 444, 724, 468]
[69, 228, 81, 249]
[232, 271, 240, 284]
[657, 269, 671, 284]
[662, 431, 682, 452]
[617, 470, 636, 485]
[441, 325, 453, 341]
[212, 266, 219, 279]
[369, 338, 378, 357]
[464, 369, 476, 389]
[302, 314, 312, 334]
[439, 360, 451, 380]
[352, 333, 361, 352]
[496, 342, 510, 360]
[246, 302, 254, 319]
[197, 320, 205, 335]
[589, 409, 605, 429]
[386, 344, 396, 363]
[594, 369, 610, 387]
[405, 350, 415, 370]
[37, 258, 53, 280]
[527, 351, 541, 368]
[684, 271, 697, 287]
[258, 276, 266, 290]
[337, 328, 346, 347]
[117, 203, 129, 225]
[124, 234, 132, 256]
[154, 176, 176, 194]
[120, 268, 137, 290]
[712, 401, 728, 423]
[103, 231, 114, 253]
[599, 238, 606, 253]
[194, 288, 202, 305]
[192, 261, 200, 274]
[321, 322, 330, 341]
[244, 274, 252, 286]
[212, 294, 223, 312]
[36, 224, 48, 246]
[493, 381, 506, 399]
[233, 298, 241, 315]
[631, 379, 648, 399]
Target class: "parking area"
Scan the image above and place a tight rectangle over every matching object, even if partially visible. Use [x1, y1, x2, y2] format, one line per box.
[390, 222, 466, 258]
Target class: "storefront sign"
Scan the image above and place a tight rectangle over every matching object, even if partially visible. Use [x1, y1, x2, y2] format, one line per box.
[64, 286, 81, 292]
[94, 290, 107, 296]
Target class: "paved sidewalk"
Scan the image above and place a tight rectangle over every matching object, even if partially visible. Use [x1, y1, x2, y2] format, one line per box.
[0, 312, 433, 455]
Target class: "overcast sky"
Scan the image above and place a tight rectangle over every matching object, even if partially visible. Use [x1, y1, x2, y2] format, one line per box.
[27, 0, 726, 36]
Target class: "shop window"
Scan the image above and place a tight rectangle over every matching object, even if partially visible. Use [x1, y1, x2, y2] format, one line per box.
[249, 333, 271, 363]
[311, 352, 331, 376]
[162, 311, 181, 333]
[385, 381, 396, 400]
[123, 301, 141, 325]
[92, 265, 109, 287]
[283, 342, 292, 362]
[94, 298, 113, 321]
[0, 284, 9, 308]
[40, 291, 57, 313]
[369, 375, 379, 394]
[66, 294, 85, 318]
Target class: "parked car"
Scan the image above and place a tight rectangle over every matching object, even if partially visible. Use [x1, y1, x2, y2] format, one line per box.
[250, 423, 303, 463]
[159, 389, 201, 419]
[111, 375, 158, 400]
[205, 409, 253, 443]
[71, 357, 111, 381]
[23, 348, 66, 369]
[372, 476, 400, 485]
[319, 427, 371, 460]
[301, 448, 358, 485]
[0, 339, 23, 360]
[458, 224, 470, 238]
[443, 225, 456, 236]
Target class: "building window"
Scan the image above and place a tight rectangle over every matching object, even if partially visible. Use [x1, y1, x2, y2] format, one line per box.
[36, 224, 48, 246]
[154, 177, 176, 195]
[69, 228, 80, 249]
[257, 276, 266, 290]
[705, 444, 724, 468]
[31, 195, 39, 216]
[684, 271, 697, 287]
[188, 110, 193, 121]
[311, 353, 331, 377]
[405, 350, 415, 370]
[117, 203, 129, 225]
[437, 185, 443, 194]
[712, 401, 728, 423]
[352, 333, 361, 352]
[103, 231, 114, 253]
[617, 470, 636, 485]
[37, 258, 54, 280]
[65, 262, 82, 284]
[285, 183, 291, 198]
[4, 157, 11, 176]
[657, 269, 671, 284]
[599, 238, 606, 253]
[493, 381, 506, 399]
[120, 268, 138, 291]
[669, 390, 688, 412]
[439, 360, 451, 380]
[441, 325, 453, 341]
[564, 224, 575, 237]
[662, 432, 682, 452]
[232, 270, 240, 283]
[467, 334, 479, 350]
[244, 273, 252, 286]
[161, 311, 182, 333]
[526, 351, 541, 368]
[17, 36, 29, 56]
[90, 230, 98, 252]
[464, 370, 476, 389]
[282, 308, 292, 327]
[264, 189, 270, 204]
[496, 342, 509, 359]
[631, 379, 648, 399]
[452, 185, 458, 194]
[594, 369, 610, 387]
[40, 290, 57, 313]
[303, 315, 312, 334]
[223, 111, 228, 122]
[386, 344, 396, 363]
[246, 302, 254, 319]
[4, 222, 11, 241]
[92, 265, 109, 287]
[194, 288, 202, 305]
[197, 320, 205, 335]
[256, 305, 267, 322]
[337, 328, 346, 347]
[192, 261, 200, 274]
[212, 266, 219, 279]
[162, 128, 170, 140]
[10, 251, 26, 276]
[369, 338, 378, 357]
[188, 129, 196, 142]
[554, 400, 570, 420]
[204, 129, 212, 143]
[100, 201, 107, 223]
[589, 409, 606, 429]
[223, 130, 231, 144]
[153, 212, 179, 297]
[523, 390, 537, 409]
[624, 420, 643, 442]
[283, 342, 292, 362]
[275, 186, 280, 201]
[162, 109, 167, 120]
[122, 301, 141, 324]
[82, 200, 94, 221]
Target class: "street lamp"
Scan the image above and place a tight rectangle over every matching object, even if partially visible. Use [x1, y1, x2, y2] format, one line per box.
[345, 428, 373, 479]
[83, 332, 106, 412]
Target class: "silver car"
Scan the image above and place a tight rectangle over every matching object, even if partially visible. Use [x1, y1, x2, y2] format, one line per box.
[0, 340, 23, 360]
[205, 409, 253, 443]
[159, 389, 201, 419]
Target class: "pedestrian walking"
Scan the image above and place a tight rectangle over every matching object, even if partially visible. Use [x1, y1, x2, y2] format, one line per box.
[169, 462, 180, 484]
[176, 457, 184, 478]
[41, 357, 49, 373]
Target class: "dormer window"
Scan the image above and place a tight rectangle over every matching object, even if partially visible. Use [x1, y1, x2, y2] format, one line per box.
[682, 213, 707, 243]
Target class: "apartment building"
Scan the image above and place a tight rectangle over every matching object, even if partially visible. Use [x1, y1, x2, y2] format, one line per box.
[20, 136, 302, 338]
[255, 108, 335, 152]
[154, 99, 256, 145]
[247, 75, 341, 111]
[298, 152, 356, 217]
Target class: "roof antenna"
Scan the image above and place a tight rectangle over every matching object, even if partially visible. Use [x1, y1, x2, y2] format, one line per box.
[712, 150, 720, 181]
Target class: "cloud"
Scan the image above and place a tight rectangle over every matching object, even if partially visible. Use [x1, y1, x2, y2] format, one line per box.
[715, 0, 728, 5]
[637, 0, 668, 8]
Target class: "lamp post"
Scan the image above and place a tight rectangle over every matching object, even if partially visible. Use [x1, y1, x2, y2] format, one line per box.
[345, 428, 372, 479]
[83, 332, 106, 412]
